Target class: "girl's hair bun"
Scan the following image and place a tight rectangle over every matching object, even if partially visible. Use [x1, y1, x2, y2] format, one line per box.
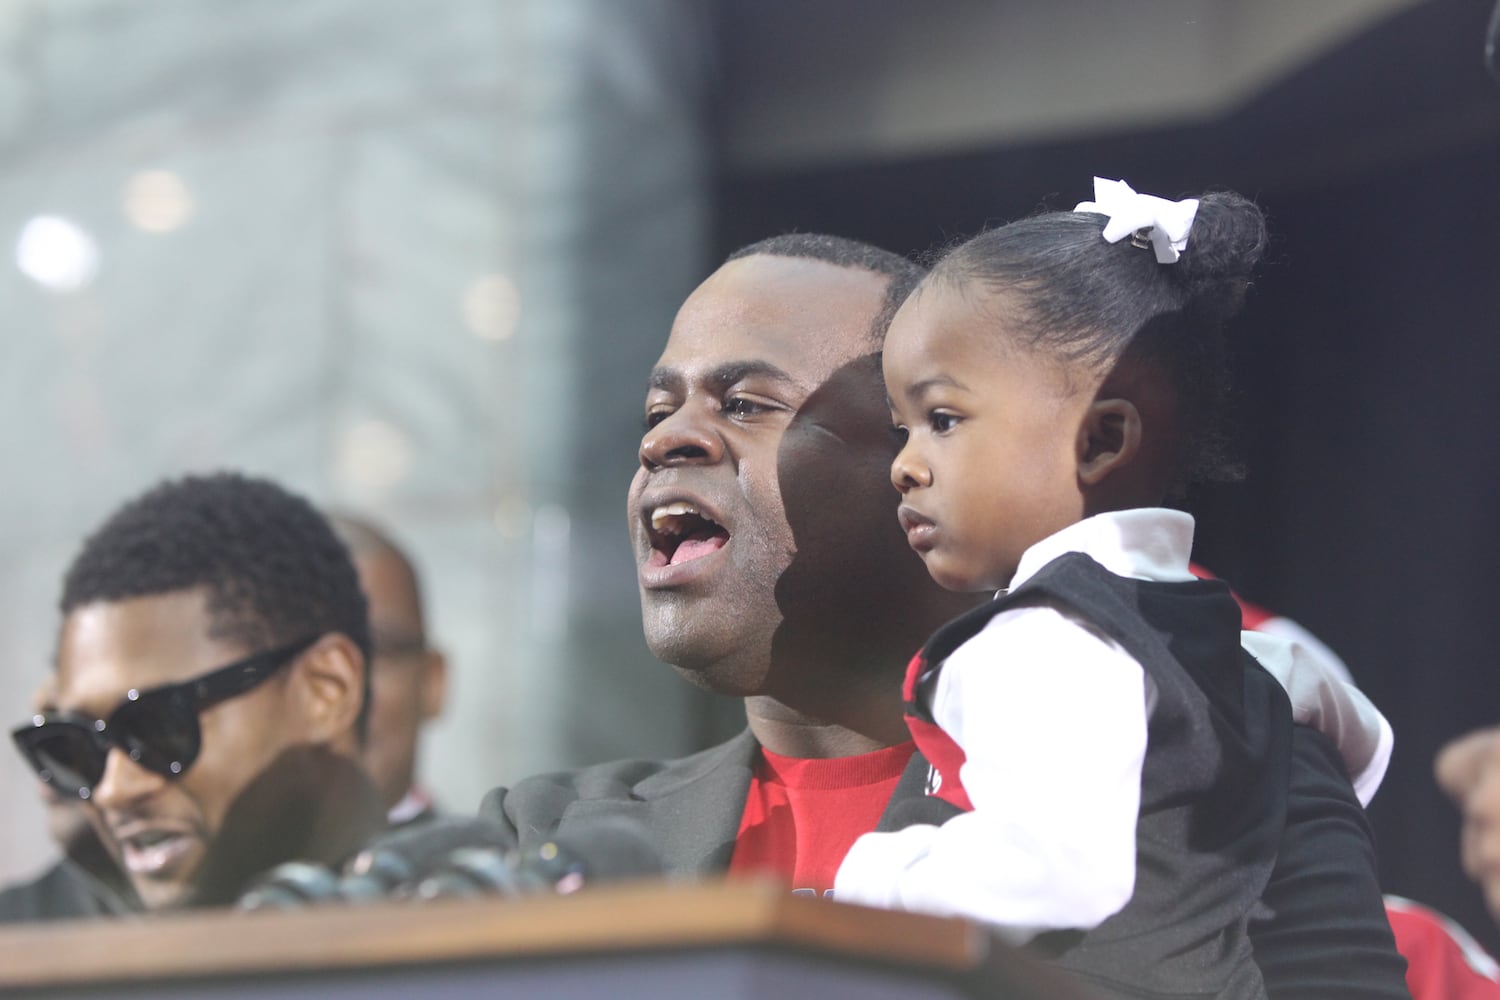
[1172, 191, 1268, 323]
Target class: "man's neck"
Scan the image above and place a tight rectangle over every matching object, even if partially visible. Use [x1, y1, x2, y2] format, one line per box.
[739, 584, 979, 759]
[743, 688, 910, 759]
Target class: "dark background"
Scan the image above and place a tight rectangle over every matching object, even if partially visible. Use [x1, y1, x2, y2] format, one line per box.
[715, 0, 1500, 950]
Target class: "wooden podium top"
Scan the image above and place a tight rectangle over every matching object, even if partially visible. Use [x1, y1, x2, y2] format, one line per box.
[0, 878, 1097, 998]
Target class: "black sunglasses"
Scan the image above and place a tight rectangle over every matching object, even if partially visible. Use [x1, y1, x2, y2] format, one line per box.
[11, 635, 320, 800]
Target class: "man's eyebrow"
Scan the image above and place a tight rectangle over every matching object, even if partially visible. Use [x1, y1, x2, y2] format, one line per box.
[647, 367, 681, 392]
[647, 360, 805, 393]
[707, 360, 801, 390]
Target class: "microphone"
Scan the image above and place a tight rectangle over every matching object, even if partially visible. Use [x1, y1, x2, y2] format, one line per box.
[408, 846, 544, 900]
[237, 861, 342, 910]
[345, 816, 519, 897]
[237, 816, 661, 907]
[413, 816, 663, 900]
[336, 843, 418, 902]
[237, 816, 518, 910]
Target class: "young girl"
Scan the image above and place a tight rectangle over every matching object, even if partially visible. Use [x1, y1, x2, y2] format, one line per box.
[834, 179, 1292, 998]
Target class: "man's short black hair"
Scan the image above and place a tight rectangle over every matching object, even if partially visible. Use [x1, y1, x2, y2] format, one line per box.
[60, 472, 372, 734]
[727, 233, 925, 347]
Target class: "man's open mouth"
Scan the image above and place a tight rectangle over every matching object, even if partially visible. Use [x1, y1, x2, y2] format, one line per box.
[647, 501, 729, 567]
[116, 826, 196, 876]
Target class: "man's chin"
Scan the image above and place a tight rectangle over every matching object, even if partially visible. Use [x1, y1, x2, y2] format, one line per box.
[115, 835, 204, 911]
[662, 661, 729, 695]
[643, 600, 777, 696]
[660, 648, 770, 699]
[130, 874, 197, 912]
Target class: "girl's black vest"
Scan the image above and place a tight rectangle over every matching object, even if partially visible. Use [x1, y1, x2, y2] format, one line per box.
[888, 552, 1291, 1000]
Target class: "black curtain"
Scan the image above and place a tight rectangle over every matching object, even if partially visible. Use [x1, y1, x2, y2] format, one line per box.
[715, 0, 1500, 948]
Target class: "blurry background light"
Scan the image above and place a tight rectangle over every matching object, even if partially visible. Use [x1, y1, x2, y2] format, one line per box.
[491, 494, 531, 540]
[333, 418, 412, 495]
[461, 272, 521, 342]
[14, 215, 99, 292]
[121, 169, 195, 233]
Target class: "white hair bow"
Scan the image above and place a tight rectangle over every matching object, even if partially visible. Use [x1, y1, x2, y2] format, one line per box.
[1074, 177, 1199, 264]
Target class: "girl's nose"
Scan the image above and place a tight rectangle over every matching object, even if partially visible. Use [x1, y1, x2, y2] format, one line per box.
[891, 445, 931, 493]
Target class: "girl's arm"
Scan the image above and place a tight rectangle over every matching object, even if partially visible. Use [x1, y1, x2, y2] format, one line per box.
[834, 604, 1147, 940]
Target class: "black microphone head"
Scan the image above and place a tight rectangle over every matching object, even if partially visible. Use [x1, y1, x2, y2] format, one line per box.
[337, 847, 417, 902]
[237, 861, 342, 911]
[411, 846, 537, 901]
[349, 816, 517, 876]
[514, 816, 663, 895]
[339, 816, 519, 901]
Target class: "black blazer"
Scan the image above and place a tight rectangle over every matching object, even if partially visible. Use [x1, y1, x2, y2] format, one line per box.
[0, 857, 137, 924]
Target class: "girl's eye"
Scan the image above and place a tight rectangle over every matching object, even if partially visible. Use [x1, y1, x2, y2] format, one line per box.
[930, 411, 960, 433]
[889, 424, 909, 445]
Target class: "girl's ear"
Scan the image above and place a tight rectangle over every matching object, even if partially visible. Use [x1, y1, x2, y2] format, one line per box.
[1077, 397, 1142, 485]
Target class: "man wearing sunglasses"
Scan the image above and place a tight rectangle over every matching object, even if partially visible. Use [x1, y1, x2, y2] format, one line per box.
[0, 680, 138, 922]
[1, 472, 383, 919]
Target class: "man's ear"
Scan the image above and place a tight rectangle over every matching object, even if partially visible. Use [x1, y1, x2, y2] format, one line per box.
[290, 633, 366, 746]
[1077, 397, 1142, 486]
[419, 649, 448, 722]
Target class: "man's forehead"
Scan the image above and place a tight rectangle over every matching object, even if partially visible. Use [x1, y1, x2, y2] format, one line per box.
[657, 254, 888, 380]
[54, 591, 230, 706]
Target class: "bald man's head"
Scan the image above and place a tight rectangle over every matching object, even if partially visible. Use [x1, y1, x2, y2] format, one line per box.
[329, 515, 447, 813]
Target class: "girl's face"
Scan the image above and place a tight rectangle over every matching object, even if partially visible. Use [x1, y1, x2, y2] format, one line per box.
[883, 283, 1090, 592]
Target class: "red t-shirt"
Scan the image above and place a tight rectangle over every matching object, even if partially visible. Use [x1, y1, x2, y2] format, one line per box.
[1386, 896, 1500, 999]
[728, 742, 915, 898]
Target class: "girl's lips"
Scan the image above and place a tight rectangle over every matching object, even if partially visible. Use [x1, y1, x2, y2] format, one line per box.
[897, 505, 937, 551]
[904, 520, 937, 553]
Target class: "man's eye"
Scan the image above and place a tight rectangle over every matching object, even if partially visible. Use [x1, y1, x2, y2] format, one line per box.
[644, 408, 672, 429]
[723, 396, 769, 418]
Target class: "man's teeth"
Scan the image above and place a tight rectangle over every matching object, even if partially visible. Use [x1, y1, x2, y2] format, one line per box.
[651, 501, 700, 533]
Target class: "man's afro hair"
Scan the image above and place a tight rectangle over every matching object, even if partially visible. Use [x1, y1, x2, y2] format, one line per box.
[61, 472, 372, 678]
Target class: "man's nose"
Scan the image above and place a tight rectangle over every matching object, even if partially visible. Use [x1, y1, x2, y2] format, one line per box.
[90, 746, 168, 811]
[639, 405, 725, 470]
